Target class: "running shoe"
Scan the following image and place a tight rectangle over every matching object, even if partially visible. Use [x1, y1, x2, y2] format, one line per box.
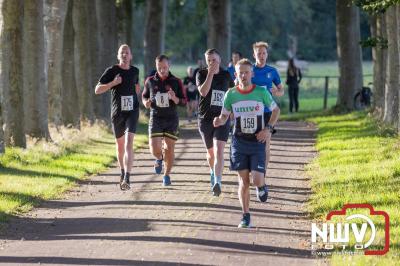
[212, 182, 221, 197]
[210, 172, 215, 188]
[238, 213, 251, 228]
[162, 175, 171, 186]
[256, 185, 268, 202]
[154, 158, 163, 174]
[120, 174, 131, 190]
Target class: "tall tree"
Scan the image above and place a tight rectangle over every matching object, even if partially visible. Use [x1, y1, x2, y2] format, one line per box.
[336, 0, 363, 110]
[23, 0, 50, 139]
[207, 0, 231, 66]
[0, 104, 4, 153]
[72, 0, 94, 122]
[96, 0, 117, 120]
[383, 5, 399, 126]
[44, 0, 67, 126]
[61, 0, 80, 127]
[371, 14, 387, 118]
[0, 0, 26, 147]
[143, 0, 167, 77]
[117, 0, 134, 46]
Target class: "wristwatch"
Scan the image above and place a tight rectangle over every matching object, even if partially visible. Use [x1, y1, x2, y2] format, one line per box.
[266, 124, 275, 133]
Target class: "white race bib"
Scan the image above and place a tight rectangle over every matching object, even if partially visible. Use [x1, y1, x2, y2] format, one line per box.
[121, 95, 134, 111]
[155, 92, 170, 108]
[240, 115, 257, 134]
[210, 90, 225, 107]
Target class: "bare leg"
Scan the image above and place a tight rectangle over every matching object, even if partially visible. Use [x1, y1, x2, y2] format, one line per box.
[238, 170, 250, 214]
[150, 137, 163, 160]
[163, 137, 176, 176]
[124, 132, 135, 173]
[213, 139, 226, 183]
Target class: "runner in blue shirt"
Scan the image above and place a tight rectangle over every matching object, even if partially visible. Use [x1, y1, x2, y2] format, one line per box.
[227, 51, 242, 81]
[251, 41, 283, 175]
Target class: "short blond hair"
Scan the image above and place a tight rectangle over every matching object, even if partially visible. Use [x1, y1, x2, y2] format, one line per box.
[235, 58, 253, 68]
[252, 41, 269, 51]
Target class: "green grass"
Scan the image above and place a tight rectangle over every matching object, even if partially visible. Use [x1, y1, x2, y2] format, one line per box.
[0, 121, 148, 223]
[295, 111, 400, 265]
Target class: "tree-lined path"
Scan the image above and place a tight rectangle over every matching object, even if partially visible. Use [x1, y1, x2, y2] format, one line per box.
[0, 121, 322, 266]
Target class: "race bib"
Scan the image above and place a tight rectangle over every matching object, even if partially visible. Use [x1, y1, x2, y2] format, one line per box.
[188, 83, 197, 93]
[210, 90, 225, 107]
[155, 92, 170, 108]
[121, 95, 134, 111]
[240, 115, 257, 134]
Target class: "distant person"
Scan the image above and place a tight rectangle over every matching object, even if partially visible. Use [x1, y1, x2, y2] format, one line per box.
[286, 58, 302, 113]
[227, 51, 242, 80]
[183, 66, 199, 121]
[196, 48, 234, 196]
[95, 44, 140, 191]
[142, 55, 186, 186]
[193, 59, 205, 83]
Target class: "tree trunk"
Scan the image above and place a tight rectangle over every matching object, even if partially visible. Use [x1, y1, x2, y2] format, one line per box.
[372, 13, 387, 118]
[44, 0, 67, 126]
[335, 0, 363, 110]
[23, 0, 49, 139]
[61, 0, 80, 127]
[87, 0, 105, 120]
[397, 5, 400, 131]
[207, 0, 231, 67]
[96, 0, 117, 120]
[383, 6, 399, 126]
[0, 105, 4, 153]
[72, 0, 94, 122]
[143, 0, 166, 78]
[117, 0, 134, 46]
[0, 0, 26, 147]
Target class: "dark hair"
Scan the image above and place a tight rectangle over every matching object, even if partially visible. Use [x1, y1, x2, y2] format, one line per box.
[287, 58, 297, 76]
[155, 54, 169, 63]
[232, 51, 242, 58]
[204, 48, 220, 56]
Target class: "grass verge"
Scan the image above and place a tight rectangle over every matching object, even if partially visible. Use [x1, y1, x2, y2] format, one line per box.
[0, 120, 148, 224]
[287, 111, 399, 265]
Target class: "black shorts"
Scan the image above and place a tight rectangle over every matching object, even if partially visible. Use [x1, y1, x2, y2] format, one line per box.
[187, 91, 198, 101]
[198, 118, 230, 149]
[112, 109, 139, 138]
[149, 115, 179, 140]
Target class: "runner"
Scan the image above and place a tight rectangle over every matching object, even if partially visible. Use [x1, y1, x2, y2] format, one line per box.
[95, 44, 140, 190]
[142, 55, 186, 186]
[213, 58, 279, 228]
[252, 41, 283, 173]
[227, 51, 242, 80]
[183, 66, 199, 122]
[196, 48, 234, 196]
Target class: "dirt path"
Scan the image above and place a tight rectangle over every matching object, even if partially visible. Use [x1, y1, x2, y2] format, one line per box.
[0, 121, 322, 266]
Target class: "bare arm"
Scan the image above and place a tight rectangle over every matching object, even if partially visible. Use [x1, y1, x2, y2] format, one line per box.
[95, 74, 121, 94]
[271, 84, 284, 97]
[213, 113, 230, 127]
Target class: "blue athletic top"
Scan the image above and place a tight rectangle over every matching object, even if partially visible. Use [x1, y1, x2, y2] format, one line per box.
[227, 65, 235, 80]
[251, 64, 281, 113]
[251, 64, 281, 93]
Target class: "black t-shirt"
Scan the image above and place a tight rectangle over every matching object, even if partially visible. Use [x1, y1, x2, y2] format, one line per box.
[196, 68, 234, 121]
[98, 65, 139, 118]
[183, 76, 199, 98]
[142, 72, 186, 118]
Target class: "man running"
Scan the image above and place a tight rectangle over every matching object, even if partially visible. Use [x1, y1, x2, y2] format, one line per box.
[142, 55, 186, 186]
[227, 51, 242, 80]
[196, 48, 234, 196]
[95, 44, 140, 190]
[252, 41, 283, 173]
[213, 58, 279, 228]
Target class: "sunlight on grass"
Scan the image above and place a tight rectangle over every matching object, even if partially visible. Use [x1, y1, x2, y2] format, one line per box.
[303, 111, 399, 265]
[0, 121, 148, 223]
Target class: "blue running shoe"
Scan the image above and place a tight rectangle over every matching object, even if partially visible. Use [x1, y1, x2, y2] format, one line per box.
[154, 158, 163, 174]
[256, 185, 268, 202]
[238, 213, 251, 228]
[162, 175, 171, 186]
